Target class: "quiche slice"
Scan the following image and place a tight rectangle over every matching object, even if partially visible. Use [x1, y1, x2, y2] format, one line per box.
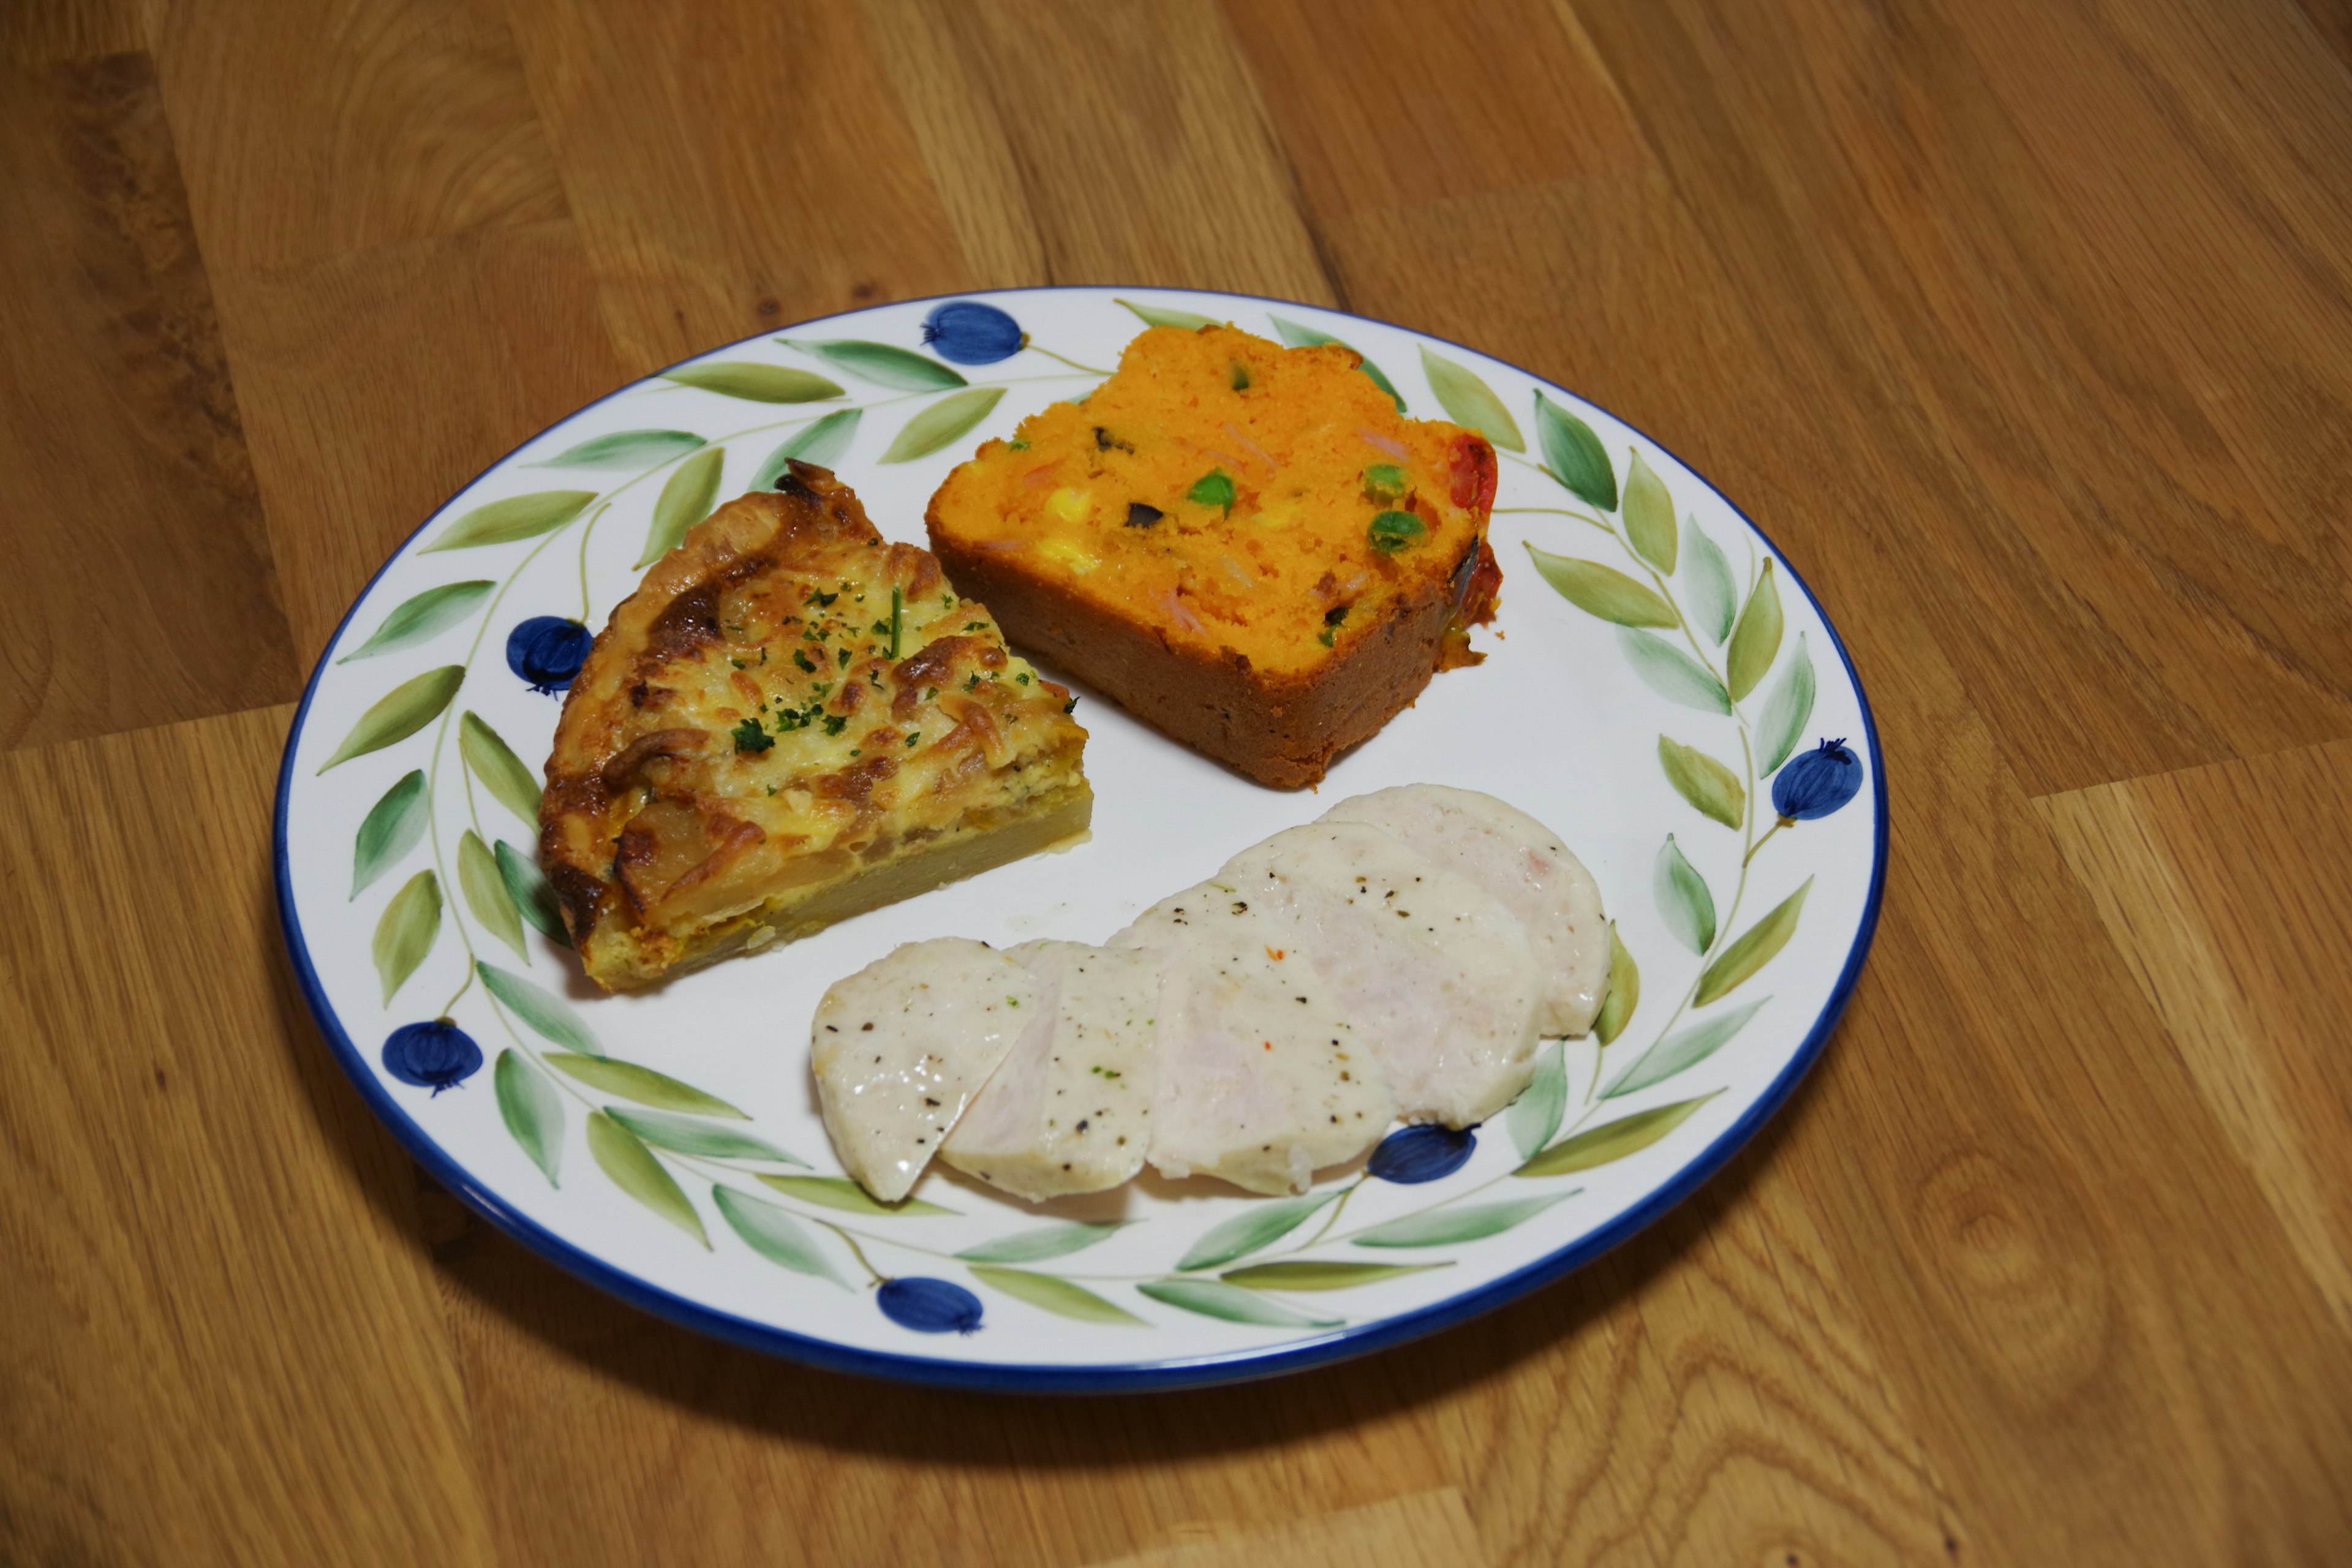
[541, 464, 1092, 990]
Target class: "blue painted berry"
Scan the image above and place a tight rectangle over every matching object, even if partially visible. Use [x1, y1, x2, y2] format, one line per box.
[1367, 1124, 1476, 1184]
[382, 1020, 483, 1095]
[920, 300, 1025, 366]
[1770, 738, 1864, 823]
[507, 616, 592, 694]
[876, 1277, 984, 1334]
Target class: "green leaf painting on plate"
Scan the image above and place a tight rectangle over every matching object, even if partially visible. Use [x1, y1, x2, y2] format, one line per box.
[955, 1223, 1132, 1264]
[635, 444, 726, 568]
[714, 1185, 845, 1285]
[1659, 734, 1746, 829]
[421, 491, 596, 553]
[756, 1175, 955, 1217]
[587, 1111, 709, 1247]
[1696, 878, 1812, 1005]
[372, 870, 440, 1004]
[317, 666, 463, 772]
[1601, 1000, 1768, 1100]
[751, 409, 861, 488]
[970, 1267, 1145, 1325]
[493, 840, 568, 945]
[1422, 347, 1525, 451]
[879, 386, 1005, 464]
[663, 363, 844, 403]
[1654, 834, 1716, 954]
[1221, 1261, 1449, 1291]
[1351, 1195, 1572, 1248]
[458, 712, 541, 825]
[784, 339, 967, 391]
[1533, 391, 1615, 508]
[477, 962, 601, 1055]
[548, 1052, 744, 1118]
[1514, 1094, 1721, 1178]
[1620, 450, 1676, 573]
[1267, 314, 1404, 412]
[338, 581, 494, 663]
[1117, 298, 1218, 331]
[1176, 1190, 1343, 1272]
[1137, 1279, 1341, 1329]
[1684, 522, 1736, 646]
[1618, 629, 1729, 714]
[457, 829, 527, 959]
[605, 1107, 805, 1166]
[1525, 545, 1678, 628]
[1506, 1040, 1567, 1159]
[1726, 559, 1784, 703]
[1755, 632, 1816, 777]
[351, 771, 428, 897]
[528, 429, 706, 469]
[1594, 922, 1639, 1046]
[495, 1049, 564, 1186]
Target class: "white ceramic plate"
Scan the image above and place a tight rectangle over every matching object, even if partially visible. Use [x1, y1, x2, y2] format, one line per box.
[275, 287, 1885, 1390]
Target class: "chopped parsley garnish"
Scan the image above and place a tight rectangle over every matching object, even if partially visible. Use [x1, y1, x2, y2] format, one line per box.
[730, 717, 773, 753]
[1006, 439, 1029, 451]
[1125, 501, 1164, 529]
[872, 619, 889, 636]
[729, 658, 745, 669]
[965, 673, 982, 691]
[823, 714, 847, 736]
[1319, 603, 1351, 648]
[1368, 510, 1426, 552]
[905, 732, 920, 747]
[804, 587, 838, 608]
[793, 649, 817, 674]
[1362, 463, 1408, 501]
[1230, 362, 1251, 391]
[889, 587, 903, 660]
[1014, 672, 1031, 685]
[1063, 697, 1077, 714]
[963, 620, 989, 631]
[1188, 468, 1236, 514]
[837, 647, 850, 668]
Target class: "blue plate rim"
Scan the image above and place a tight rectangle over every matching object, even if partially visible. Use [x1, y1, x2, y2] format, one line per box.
[272, 284, 1888, 1394]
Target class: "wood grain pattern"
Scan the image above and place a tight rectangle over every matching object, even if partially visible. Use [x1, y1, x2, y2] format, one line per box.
[7, 0, 2352, 1561]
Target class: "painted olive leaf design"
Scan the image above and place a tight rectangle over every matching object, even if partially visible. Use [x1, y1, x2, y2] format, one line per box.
[1726, 559, 1784, 703]
[1601, 998, 1768, 1099]
[1176, 1189, 1343, 1272]
[1221, 1261, 1450, 1291]
[494, 1048, 564, 1186]
[1117, 298, 1218, 330]
[955, 1223, 1133, 1264]
[714, 1185, 845, 1286]
[1506, 1039, 1568, 1159]
[1697, 877, 1812, 1006]
[421, 491, 597, 553]
[1594, 922, 1639, 1046]
[477, 961, 601, 1056]
[1533, 390, 1614, 508]
[783, 338, 967, 391]
[1654, 834, 1717, 955]
[458, 829, 528, 960]
[548, 1052, 744, 1118]
[1755, 631, 1817, 777]
[1684, 521, 1737, 646]
[969, 1266, 1145, 1326]
[493, 840, 568, 946]
[1422, 347, 1526, 452]
[1618, 628, 1730, 714]
[1525, 545, 1678, 628]
[318, 666, 464, 772]
[752, 409, 861, 488]
[527, 429, 706, 469]
[587, 1111, 709, 1247]
[1137, 1279, 1341, 1329]
[1514, 1093, 1721, 1178]
[606, 1107, 806, 1166]
[372, 870, 440, 1005]
[1621, 450, 1676, 573]
[458, 712, 541, 826]
[879, 386, 1005, 464]
[352, 770, 428, 897]
[662, 363, 844, 403]
[1658, 735, 1746, 829]
[635, 444, 726, 568]
[756, 1174, 956, 1217]
[338, 581, 494, 663]
[1267, 314, 1405, 412]
[1351, 1194, 1574, 1248]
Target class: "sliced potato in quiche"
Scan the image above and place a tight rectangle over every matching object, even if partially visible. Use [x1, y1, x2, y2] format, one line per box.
[541, 464, 1092, 990]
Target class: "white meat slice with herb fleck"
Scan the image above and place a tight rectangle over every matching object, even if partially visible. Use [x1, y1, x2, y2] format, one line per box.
[1213, 821, 1545, 1128]
[1322, 783, 1609, 1038]
[810, 937, 1035, 1202]
[940, 941, 1161, 1201]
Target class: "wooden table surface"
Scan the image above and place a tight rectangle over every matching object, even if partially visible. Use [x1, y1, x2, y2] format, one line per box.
[7, 0, 2352, 1562]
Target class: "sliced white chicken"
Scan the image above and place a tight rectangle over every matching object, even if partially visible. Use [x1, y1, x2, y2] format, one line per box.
[940, 941, 1161, 1202]
[1214, 821, 1545, 1128]
[1113, 897, 1393, 1196]
[1322, 783, 1610, 1037]
[809, 938, 1035, 1202]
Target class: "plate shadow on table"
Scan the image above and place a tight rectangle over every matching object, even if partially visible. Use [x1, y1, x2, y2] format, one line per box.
[261, 870, 1834, 1463]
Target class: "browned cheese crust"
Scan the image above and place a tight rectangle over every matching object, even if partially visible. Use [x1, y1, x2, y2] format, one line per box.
[541, 464, 1091, 990]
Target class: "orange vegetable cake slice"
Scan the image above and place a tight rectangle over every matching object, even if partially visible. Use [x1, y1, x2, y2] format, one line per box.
[926, 323, 1501, 788]
[542, 464, 1091, 990]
